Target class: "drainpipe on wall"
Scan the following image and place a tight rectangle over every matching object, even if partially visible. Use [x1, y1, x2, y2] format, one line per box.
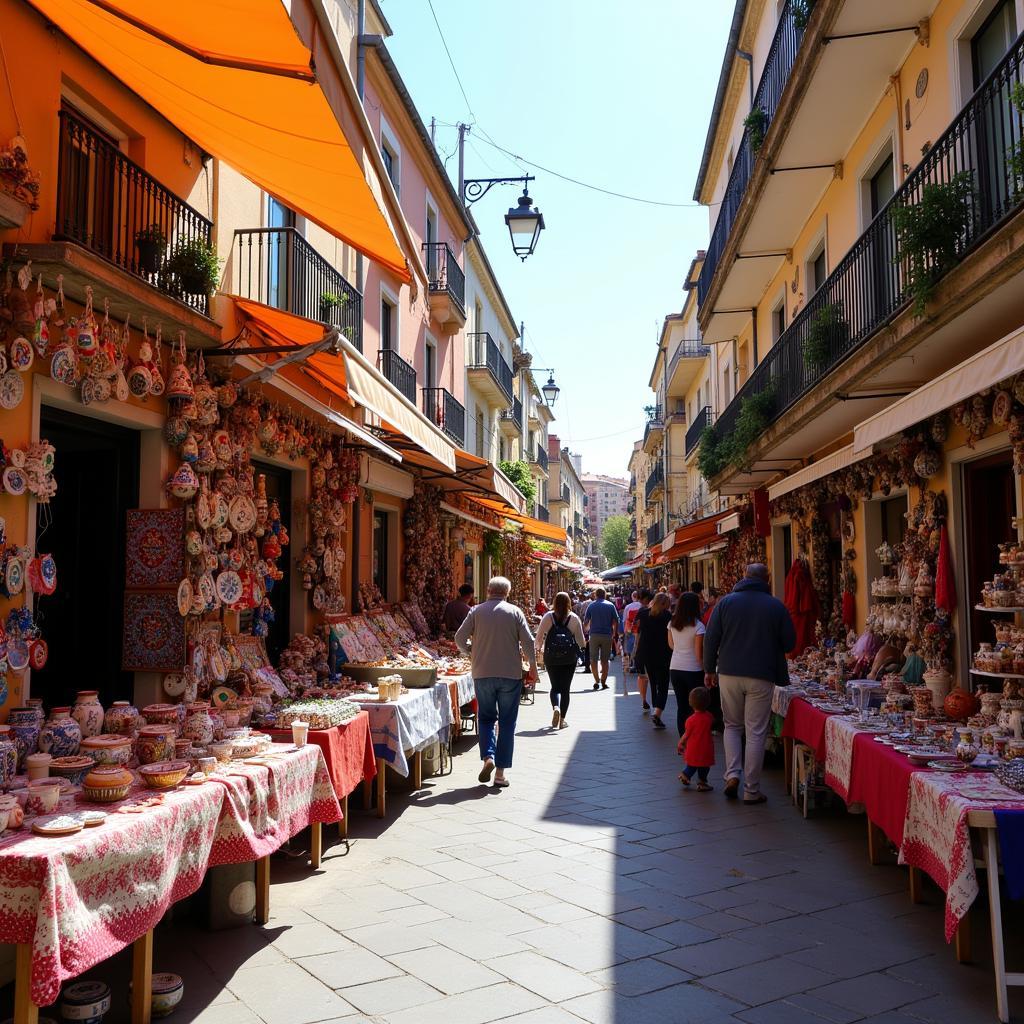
[355, 0, 367, 296]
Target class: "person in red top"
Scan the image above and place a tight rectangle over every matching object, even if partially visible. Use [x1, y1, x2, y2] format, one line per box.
[677, 686, 715, 791]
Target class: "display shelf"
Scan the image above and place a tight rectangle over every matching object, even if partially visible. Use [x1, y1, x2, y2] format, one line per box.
[969, 668, 1024, 679]
[973, 605, 1024, 613]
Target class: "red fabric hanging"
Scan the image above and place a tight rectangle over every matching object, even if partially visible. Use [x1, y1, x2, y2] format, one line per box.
[784, 556, 821, 656]
[935, 524, 957, 613]
[842, 590, 857, 629]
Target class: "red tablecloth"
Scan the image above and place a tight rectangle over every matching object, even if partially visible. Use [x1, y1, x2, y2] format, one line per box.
[780, 697, 833, 760]
[846, 734, 927, 847]
[265, 711, 376, 800]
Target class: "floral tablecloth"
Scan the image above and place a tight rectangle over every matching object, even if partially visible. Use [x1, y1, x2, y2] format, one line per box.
[772, 685, 805, 719]
[823, 714, 862, 802]
[899, 770, 1024, 942]
[264, 713, 376, 799]
[350, 682, 453, 777]
[780, 695, 833, 761]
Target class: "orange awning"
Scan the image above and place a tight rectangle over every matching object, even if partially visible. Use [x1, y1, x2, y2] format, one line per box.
[646, 544, 662, 568]
[30, 0, 409, 281]
[399, 449, 525, 514]
[228, 298, 455, 471]
[505, 513, 567, 546]
[657, 511, 731, 563]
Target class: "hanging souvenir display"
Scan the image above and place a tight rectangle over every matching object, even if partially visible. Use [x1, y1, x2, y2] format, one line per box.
[402, 480, 453, 630]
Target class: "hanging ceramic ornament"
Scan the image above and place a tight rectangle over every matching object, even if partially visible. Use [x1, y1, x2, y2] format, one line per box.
[0, 370, 24, 410]
[215, 570, 243, 606]
[27, 553, 57, 595]
[75, 286, 98, 360]
[167, 463, 199, 500]
[149, 326, 165, 397]
[114, 368, 130, 402]
[176, 577, 194, 617]
[9, 336, 33, 373]
[2, 465, 26, 495]
[229, 494, 257, 533]
[31, 275, 49, 357]
[166, 332, 194, 400]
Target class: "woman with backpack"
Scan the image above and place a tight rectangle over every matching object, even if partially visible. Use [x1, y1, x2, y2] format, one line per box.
[536, 591, 586, 730]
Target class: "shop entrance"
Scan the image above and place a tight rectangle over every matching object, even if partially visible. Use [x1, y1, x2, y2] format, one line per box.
[35, 407, 139, 708]
[963, 449, 1016, 661]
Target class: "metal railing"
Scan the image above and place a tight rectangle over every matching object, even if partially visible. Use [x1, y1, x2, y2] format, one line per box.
[466, 332, 514, 401]
[644, 463, 664, 501]
[562, 483, 571, 505]
[378, 348, 417, 404]
[500, 396, 523, 431]
[686, 406, 713, 456]
[529, 445, 549, 472]
[647, 522, 663, 547]
[423, 242, 466, 311]
[668, 340, 712, 384]
[643, 414, 664, 449]
[422, 387, 465, 447]
[714, 30, 1024, 457]
[696, 1, 803, 308]
[235, 227, 362, 349]
[55, 108, 214, 314]
[537, 503, 550, 523]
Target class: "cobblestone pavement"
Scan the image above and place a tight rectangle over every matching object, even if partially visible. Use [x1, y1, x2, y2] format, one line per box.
[127, 668, 1020, 1022]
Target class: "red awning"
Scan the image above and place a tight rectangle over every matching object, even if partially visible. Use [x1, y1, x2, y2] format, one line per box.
[657, 511, 731, 563]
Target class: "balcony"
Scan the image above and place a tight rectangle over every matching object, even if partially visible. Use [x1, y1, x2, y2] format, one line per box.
[550, 482, 570, 508]
[646, 522, 663, 548]
[528, 445, 549, 473]
[642, 409, 664, 455]
[686, 406, 713, 457]
[711, 30, 1024, 483]
[645, 463, 664, 502]
[536, 503, 550, 523]
[422, 387, 465, 447]
[423, 242, 466, 330]
[378, 348, 417, 404]
[499, 396, 523, 436]
[466, 333, 514, 405]
[583, 515, 590, 531]
[235, 227, 362, 350]
[667, 340, 711, 398]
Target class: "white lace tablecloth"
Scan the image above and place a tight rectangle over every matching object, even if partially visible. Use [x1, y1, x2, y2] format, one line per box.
[351, 683, 453, 777]
[772, 686, 805, 718]
[823, 714, 861, 802]
[899, 770, 1024, 941]
[455, 672, 475, 707]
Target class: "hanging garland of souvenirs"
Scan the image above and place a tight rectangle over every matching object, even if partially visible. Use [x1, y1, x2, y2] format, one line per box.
[719, 505, 765, 593]
[403, 479, 452, 632]
[499, 529, 533, 611]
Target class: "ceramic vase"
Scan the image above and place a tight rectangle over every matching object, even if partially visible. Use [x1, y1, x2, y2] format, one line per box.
[38, 707, 81, 757]
[142, 703, 182, 735]
[71, 691, 104, 738]
[136, 725, 176, 766]
[956, 729, 979, 765]
[183, 703, 214, 747]
[923, 667, 952, 711]
[8, 707, 40, 769]
[208, 708, 225, 741]
[0, 725, 18, 791]
[24, 698, 44, 728]
[103, 701, 141, 737]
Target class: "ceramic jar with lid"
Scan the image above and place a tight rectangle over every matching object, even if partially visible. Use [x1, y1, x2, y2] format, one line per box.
[8, 707, 40, 769]
[0, 726, 16, 791]
[38, 707, 82, 758]
[923, 667, 952, 711]
[103, 701, 141, 737]
[142, 704, 182, 736]
[59, 979, 111, 1024]
[71, 691, 104, 738]
[136, 725, 176, 766]
[182, 702, 214, 747]
[79, 733, 133, 765]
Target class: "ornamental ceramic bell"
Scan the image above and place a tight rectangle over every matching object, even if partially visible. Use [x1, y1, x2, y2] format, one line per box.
[166, 358, 193, 400]
[168, 462, 199, 500]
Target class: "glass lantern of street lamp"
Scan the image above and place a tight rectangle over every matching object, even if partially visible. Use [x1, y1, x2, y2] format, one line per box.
[541, 373, 560, 406]
[505, 190, 545, 261]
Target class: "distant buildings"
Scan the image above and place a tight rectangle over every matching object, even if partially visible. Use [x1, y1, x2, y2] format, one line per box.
[581, 475, 629, 562]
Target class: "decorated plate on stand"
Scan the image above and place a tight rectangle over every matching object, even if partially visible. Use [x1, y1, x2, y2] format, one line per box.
[163, 673, 186, 698]
[176, 578, 194, 617]
[215, 570, 243, 606]
[210, 685, 237, 709]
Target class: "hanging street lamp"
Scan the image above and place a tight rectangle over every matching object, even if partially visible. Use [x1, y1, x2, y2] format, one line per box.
[505, 189, 545, 261]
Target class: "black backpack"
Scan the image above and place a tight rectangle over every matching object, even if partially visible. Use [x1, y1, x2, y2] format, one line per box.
[545, 615, 580, 667]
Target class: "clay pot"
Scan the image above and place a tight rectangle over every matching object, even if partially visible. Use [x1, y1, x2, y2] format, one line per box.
[72, 691, 105, 738]
[182, 702, 214, 747]
[923, 667, 953, 711]
[38, 708, 82, 757]
[135, 725, 176, 766]
[944, 686, 981, 722]
[79, 733, 133, 765]
[0, 726, 18, 791]
[142, 703, 182, 735]
[8, 707, 40, 769]
[104, 701, 141, 737]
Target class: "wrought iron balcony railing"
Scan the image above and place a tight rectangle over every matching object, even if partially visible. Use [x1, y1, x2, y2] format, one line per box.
[235, 227, 362, 349]
[500, 396, 523, 431]
[537, 503, 550, 523]
[686, 406, 713, 456]
[647, 522, 663, 548]
[55, 108, 214, 314]
[644, 462, 665, 501]
[378, 348, 417, 404]
[423, 242, 466, 311]
[422, 387, 465, 447]
[529, 445, 549, 472]
[696, 1, 804, 309]
[466, 332, 514, 401]
[713, 30, 1024, 461]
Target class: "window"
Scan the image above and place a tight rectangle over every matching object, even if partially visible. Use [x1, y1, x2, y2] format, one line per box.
[268, 197, 296, 310]
[870, 153, 896, 220]
[771, 300, 786, 342]
[380, 296, 394, 351]
[379, 116, 401, 195]
[973, 0, 1017, 88]
[424, 340, 436, 389]
[475, 405, 485, 458]
[811, 247, 827, 292]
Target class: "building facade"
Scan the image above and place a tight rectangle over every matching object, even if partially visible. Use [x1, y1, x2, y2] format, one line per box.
[582, 475, 630, 560]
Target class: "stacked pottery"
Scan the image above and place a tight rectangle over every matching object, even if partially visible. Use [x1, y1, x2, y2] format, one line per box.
[0, 725, 18, 791]
[103, 701, 141, 737]
[8, 707, 40, 769]
[182, 702, 214, 747]
[72, 691, 105, 738]
[142, 704, 182, 736]
[136, 725, 176, 766]
[38, 707, 81, 757]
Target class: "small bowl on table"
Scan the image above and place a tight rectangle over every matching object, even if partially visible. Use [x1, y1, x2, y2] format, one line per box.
[138, 760, 190, 791]
[209, 740, 234, 763]
[49, 756, 95, 786]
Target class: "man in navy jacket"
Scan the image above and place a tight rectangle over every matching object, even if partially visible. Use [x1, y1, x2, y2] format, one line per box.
[704, 563, 796, 804]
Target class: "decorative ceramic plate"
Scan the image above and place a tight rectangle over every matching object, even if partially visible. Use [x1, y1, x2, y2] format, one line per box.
[2, 466, 26, 496]
[176, 578, 194, 617]
[4, 555, 24, 596]
[322, 548, 334, 577]
[907, 751, 954, 765]
[197, 572, 216, 608]
[210, 686, 238, 708]
[32, 813, 85, 836]
[216, 570, 243, 605]
[78, 810, 107, 827]
[9, 336, 33, 372]
[229, 495, 257, 533]
[927, 760, 968, 772]
[163, 673, 186, 698]
[51, 346, 77, 386]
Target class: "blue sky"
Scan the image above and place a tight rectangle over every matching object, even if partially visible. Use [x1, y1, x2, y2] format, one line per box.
[383, 0, 734, 477]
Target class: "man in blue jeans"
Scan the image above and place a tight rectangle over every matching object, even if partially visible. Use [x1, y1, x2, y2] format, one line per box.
[584, 587, 619, 691]
[455, 576, 538, 788]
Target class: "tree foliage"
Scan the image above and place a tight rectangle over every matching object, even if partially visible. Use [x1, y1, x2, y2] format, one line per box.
[600, 515, 632, 569]
[499, 459, 537, 506]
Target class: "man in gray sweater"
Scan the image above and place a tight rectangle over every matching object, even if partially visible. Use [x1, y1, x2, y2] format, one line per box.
[455, 576, 538, 788]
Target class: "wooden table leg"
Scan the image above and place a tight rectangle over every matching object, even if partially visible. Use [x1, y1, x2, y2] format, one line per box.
[13, 944, 38, 1024]
[341, 793, 349, 839]
[983, 826, 1011, 1023]
[867, 819, 885, 866]
[255, 856, 270, 926]
[376, 764, 386, 818]
[310, 822, 322, 870]
[131, 929, 153, 1024]
[783, 736, 794, 797]
[954, 913, 972, 964]
[909, 866, 924, 904]
[362, 774, 372, 812]
[413, 749, 423, 790]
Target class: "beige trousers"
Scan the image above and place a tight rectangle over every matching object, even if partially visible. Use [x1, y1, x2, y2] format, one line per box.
[718, 674, 775, 797]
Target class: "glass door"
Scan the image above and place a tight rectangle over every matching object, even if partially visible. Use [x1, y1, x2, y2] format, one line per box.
[268, 197, 296, 311]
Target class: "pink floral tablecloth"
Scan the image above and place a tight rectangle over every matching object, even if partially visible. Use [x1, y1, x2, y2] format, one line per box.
[899, 770, 1024, 941]
[0, 743, 340, 1008]
[823, 714, 861, 802]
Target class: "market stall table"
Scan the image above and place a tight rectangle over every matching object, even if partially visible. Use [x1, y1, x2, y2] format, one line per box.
[262, 712, 376, 837]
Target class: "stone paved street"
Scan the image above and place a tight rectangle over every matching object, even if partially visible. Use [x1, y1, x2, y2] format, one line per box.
[127, 669, 1020, 1022]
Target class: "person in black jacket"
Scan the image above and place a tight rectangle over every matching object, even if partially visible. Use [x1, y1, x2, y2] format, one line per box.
[637, 592, 673, 730]
[703, 563, 796, 804]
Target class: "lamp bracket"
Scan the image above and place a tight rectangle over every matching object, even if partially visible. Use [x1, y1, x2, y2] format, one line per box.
[462, 175, 536, 207]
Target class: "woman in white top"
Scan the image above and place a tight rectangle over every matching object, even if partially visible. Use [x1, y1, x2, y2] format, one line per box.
[667, 591, 706, 737]
[536, 591, 587, 730]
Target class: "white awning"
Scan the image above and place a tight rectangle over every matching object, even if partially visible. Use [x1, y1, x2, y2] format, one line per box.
[767, 444, 867, 501]
[717, 512, 741, 535]
[853, 324, 1024, 457]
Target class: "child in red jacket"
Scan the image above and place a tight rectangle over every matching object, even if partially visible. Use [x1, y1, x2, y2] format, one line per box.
[677, 687, 715, 792]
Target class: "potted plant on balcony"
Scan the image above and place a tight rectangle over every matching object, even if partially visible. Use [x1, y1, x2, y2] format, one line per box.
[319, 290, 348, 323]
[744, 107, 768, 154]
[165, 237, 221, 297]
[802, 302, 848, 374]
[134, 223, 167, 275]
[792, 0, 816, 31]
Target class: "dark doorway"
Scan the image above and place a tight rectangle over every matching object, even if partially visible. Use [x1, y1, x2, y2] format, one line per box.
[372, 511, 389, 599]
[964, 449, 1015, 664]
[250, 461, 292, 663]
[35, 408, 139, 708]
